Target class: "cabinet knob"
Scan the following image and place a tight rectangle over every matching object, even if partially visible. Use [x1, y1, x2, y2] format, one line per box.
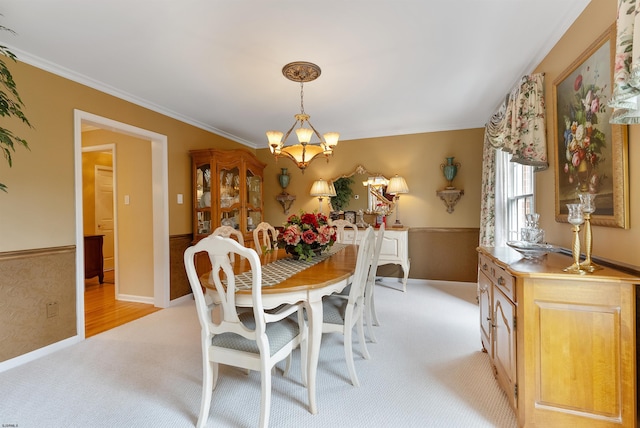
[486, 316, 492, 321]
[498, 277, 505, 286]
[482, 263, 488, 271]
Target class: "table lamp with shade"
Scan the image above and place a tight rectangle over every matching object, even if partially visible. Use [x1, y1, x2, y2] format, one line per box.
[310, 178, 334, 214]
[386, 175, 409, 227]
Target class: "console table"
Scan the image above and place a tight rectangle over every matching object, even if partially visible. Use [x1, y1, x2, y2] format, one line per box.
[344, 227, 410, 291]
[84, 235, 104, 284]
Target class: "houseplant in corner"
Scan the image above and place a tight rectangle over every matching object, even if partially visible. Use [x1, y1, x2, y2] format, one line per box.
[0, 20, 33, 192]
[281, 212, 336, 261]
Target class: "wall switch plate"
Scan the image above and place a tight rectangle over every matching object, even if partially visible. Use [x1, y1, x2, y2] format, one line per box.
[124, 195, 130, 205]
[177, 194, 183, 204]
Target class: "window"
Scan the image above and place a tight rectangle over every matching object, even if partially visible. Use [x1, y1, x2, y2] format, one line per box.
[495, 150, 535, 246]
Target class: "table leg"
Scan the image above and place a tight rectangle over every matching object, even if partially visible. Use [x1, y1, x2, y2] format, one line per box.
[305, 297, 323, 415]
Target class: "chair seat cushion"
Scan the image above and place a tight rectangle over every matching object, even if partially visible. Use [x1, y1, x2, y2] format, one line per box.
[322, 295, 348, 325]
[211, 312, 300, 356]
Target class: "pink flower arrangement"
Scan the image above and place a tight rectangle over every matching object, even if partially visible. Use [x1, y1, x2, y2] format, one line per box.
[282, 212, 336, 261]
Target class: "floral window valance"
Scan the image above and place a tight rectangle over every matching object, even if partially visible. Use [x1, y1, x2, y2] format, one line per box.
[610, 0, 640, 123]
[484, 73, 548, 171]
[480, 73, 547, 247]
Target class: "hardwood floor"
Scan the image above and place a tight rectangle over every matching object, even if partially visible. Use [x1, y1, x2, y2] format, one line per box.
[84, 270, 161, 338]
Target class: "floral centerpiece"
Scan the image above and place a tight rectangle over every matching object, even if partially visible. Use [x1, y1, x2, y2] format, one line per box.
[281, 212, 337, 261]
[560, 72, 607, 193]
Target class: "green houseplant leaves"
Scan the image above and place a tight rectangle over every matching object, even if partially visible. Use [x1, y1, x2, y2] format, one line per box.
[0, 21, 32, 192]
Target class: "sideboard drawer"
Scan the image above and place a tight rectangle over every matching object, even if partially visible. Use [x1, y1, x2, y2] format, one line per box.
[478, 253, 515, 302]
[493, 266, 515, 302]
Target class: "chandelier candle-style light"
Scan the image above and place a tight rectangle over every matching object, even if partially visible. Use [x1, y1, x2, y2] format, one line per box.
[267, 62, 339, 172]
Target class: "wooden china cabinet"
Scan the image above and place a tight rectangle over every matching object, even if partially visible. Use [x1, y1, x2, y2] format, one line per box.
[190, 148, 265, 273]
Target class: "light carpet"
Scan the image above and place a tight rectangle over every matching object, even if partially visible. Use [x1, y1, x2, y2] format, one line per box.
[0, 279, 517, 428]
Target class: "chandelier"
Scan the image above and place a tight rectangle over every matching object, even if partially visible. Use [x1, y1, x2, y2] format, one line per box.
[266, 62, 339, 172]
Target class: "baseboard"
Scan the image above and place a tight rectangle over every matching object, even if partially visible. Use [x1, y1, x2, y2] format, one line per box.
[116, 294, 155, 304]
[0, 335, 80, 373]
[376, 276, 478, 290]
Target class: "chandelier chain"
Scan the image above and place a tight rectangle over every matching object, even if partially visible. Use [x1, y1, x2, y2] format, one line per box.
[299, 82, 305, 115]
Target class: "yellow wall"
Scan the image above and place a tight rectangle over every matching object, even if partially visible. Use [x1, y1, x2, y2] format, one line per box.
[0, 60, 245, 253]
[257, 128, 485, 228]
[534, 1, 640, 269]
[1, 2, 632, 269]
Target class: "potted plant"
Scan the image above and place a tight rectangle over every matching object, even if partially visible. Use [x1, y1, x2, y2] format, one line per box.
[329, 176, 354, 212]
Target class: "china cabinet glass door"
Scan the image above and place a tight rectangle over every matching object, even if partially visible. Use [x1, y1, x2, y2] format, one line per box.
[195, 163, 212, 235]
[246, 168, 262, 233]
[219, 165, 241, 229]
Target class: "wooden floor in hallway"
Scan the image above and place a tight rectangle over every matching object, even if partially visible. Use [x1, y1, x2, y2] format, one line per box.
[84, 270, 161, 338]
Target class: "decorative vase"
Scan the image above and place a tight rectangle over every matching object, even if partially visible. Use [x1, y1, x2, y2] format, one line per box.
[577, 159, 589, 192]
[441, 157, 461, 189]
[278, 168, 290, 190]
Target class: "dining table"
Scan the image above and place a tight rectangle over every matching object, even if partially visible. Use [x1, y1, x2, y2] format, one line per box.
[199, 243, 358, 415]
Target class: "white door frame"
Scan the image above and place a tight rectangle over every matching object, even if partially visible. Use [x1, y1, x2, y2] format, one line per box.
[74, 109, 170, 340]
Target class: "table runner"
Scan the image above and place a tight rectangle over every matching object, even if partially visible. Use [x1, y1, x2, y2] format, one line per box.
[232, 243, 348, 290]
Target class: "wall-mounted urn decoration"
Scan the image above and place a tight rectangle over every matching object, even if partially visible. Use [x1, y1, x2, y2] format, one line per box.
[436, 157, 463, 213]
[441, 156, 461, 189]
[276, 167, 296, 214]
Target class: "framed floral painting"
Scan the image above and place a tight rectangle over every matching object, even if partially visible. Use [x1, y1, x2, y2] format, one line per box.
[553, 24, 629, 228]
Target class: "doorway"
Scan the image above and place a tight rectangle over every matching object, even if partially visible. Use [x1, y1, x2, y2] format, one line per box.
[95, 165, 114, 271]
[74, 110, 170, 340]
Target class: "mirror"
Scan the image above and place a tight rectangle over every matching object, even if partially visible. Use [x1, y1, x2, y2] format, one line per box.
[329, 165, 394, 214]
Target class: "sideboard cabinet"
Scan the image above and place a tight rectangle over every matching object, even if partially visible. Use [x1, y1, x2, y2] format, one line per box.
[84, 234, 104, 284]
[477, 246, 639, 427]
[343, 226, 410, 291]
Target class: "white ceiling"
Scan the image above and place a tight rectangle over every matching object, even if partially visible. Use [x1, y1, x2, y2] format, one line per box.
[0, 0, 590, 149]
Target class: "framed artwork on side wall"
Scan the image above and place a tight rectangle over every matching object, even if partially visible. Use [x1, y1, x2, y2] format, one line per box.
[552, 24, 629, 229]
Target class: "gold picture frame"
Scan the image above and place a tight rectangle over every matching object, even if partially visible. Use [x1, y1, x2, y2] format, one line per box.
[552, 24, 629, 228]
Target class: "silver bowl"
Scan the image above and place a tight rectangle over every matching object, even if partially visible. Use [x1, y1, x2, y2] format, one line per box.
[506, 241, 561, 260]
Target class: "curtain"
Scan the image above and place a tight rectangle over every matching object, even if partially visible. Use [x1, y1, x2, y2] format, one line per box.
[479, 73, 547, 246]
[610, 0, 640, 123]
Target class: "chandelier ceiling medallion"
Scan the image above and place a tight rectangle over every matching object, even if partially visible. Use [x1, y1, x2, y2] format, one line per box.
[266, 61, 339, 173]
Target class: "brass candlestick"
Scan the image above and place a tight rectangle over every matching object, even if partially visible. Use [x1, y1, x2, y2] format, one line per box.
[563, 203, 586, 274]
[578, 193, 601, 272]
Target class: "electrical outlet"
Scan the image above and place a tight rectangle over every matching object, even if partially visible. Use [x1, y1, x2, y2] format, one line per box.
[46, 302, 59, 318]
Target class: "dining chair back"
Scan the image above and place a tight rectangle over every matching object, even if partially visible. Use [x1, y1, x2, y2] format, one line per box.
[321, 226, 375, 387]
[332, 219, 358, 244]
[211, 225, 245, 264]
[184, 235, 306, 428]
[211, 225, 244, 245]
[364, 223, 385, 343]
[253, 222, 279, 255]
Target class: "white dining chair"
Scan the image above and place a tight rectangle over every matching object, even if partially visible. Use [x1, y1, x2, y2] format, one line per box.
[211, 225, 245, 266]
[211, 225, 244, 245]
[184, 235, 307, 428]
[332, 219, 358, 244]
[321, 226, 375, 387]
[364, 223, 385, 343]
[253, 221, 279, 255]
